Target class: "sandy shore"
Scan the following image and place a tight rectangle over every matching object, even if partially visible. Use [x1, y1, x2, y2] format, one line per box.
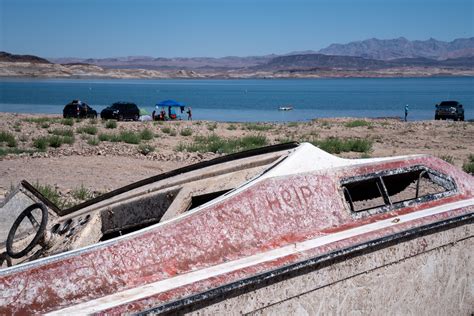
[1, 112, 473, 203]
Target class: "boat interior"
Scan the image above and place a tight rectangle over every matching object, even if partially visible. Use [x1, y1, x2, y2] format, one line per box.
[0, 143, 298, 268]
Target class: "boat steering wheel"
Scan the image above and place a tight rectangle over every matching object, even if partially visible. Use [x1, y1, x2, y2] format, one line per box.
[6, 203, 48, 259]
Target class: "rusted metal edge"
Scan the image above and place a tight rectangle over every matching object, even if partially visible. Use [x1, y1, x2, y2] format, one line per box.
[142, 212, 474, 315]
[20, 142, 300, 216]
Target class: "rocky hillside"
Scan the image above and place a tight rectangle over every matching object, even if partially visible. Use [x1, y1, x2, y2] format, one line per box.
[0, 51, 51, 64]
[50, 55, 275, 70]
[256, 54, 388, 70]
[254, 53, 474, 71]
[318, 37, 474, 60]
[0, 61, 174, 79]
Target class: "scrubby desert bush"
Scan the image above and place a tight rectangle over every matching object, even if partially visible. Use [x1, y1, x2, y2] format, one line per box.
[180, 128, 193, 136]
[105, 120, 117, 129]
[344, 120, 372, 128]
[49, 128, 74, 137]
[71, 184, 94, 200]
[33, 137, 48, 150]
[34, 181, 68, 208]
[87, 137, 100, 146]
[98, 133, 111, 142]
[138, 143, 155, 155]
[207, 123, 217, 131]
[312, 137, 372, 154]
[139, 128, 154, 140]
[77, 125, 98, 135]
[244, 123, 273, 131]
[23, 117, 53, 124]
[61, 118, 74, 126]
[119, 131, 141, 144]
[0, 131, 17, 147]
[47, 135, 63, 148]
[463, 154, 474, 174]
[177, 134, 267, 154]
[33, 134, 74, 149]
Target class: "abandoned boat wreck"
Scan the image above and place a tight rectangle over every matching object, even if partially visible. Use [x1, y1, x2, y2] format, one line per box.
[0, 142, 473, 314]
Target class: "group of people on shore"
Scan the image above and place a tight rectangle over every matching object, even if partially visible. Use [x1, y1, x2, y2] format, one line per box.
[151, 106, 192, 121]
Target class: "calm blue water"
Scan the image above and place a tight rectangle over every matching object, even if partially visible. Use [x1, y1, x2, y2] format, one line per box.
[0, 77, 473, 121]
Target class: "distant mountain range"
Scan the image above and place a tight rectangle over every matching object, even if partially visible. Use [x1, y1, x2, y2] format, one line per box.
[1, 37, 473, 79]
[50, 55, 277, 70]
[43, 37, 474, 71]
[255, 54, 474, 71]
[318, 37, 474, 60]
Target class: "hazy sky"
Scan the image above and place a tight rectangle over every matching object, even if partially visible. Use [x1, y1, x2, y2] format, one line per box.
[1, 0, 473, 58]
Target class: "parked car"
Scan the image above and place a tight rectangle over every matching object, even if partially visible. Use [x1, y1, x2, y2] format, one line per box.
[63, 100, 97, 119]
[100, 102, 140, 121]
[435, 101, 465, 121]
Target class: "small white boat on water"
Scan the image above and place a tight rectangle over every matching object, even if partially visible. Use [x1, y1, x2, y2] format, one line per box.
[278, 105, 293, 111]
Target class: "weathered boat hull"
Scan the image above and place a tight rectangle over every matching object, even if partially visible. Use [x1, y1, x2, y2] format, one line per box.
[161, 219, 473, 315]
[0, 144, 472, 314]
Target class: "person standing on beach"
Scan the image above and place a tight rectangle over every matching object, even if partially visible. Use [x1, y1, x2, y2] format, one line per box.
[404, 104, 409, 122]
[187, 107, 192, 121]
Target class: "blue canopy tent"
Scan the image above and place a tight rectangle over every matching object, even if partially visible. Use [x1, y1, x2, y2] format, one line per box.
[155, 99, 186, 120]
[156, 99, 184, 107]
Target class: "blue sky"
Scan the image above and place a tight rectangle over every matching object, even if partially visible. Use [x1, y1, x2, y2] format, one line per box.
[1, 0, 473, 58]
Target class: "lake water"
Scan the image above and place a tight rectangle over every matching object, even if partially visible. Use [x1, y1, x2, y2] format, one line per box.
[0, 77, 473, 121]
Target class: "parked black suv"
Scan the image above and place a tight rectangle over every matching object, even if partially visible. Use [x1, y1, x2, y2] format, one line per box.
[100, 102, 140, 121]
[435, 101, 465, 121]
[63, 100, 97, 119]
